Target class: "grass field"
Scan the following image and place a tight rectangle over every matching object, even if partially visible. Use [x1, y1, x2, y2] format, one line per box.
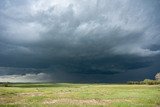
[0, 83, 160, 107]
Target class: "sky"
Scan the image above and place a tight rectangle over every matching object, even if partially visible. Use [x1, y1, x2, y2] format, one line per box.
[0, 0, 160, 83]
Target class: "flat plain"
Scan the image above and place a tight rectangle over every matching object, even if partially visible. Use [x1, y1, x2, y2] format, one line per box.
[0, 83, 160, 107]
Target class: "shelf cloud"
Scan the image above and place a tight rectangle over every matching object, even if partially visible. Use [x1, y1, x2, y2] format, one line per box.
[0, 0, 160, 82]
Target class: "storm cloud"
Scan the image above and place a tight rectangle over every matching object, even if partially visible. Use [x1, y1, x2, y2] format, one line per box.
[0, 0, 160, 82]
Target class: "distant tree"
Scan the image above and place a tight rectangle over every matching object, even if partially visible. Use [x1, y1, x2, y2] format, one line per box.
[143, 79, 155, 85]
[155, 73, 160, 80]
[126, 72, 160, 85]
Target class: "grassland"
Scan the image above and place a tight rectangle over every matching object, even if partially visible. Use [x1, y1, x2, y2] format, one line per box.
[0, 83, 160, 107]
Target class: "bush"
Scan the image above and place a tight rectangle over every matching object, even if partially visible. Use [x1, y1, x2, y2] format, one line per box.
[0, 82, 10, 87]
[127, 81, 140, 84]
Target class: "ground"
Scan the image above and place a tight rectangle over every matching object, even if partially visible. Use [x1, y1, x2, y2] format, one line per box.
[0, 83, 160, 107]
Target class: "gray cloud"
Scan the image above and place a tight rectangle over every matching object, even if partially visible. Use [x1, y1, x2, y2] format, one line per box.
[0, 0, 160, 82]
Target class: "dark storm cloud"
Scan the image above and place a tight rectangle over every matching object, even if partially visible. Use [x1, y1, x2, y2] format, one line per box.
[0, 0, 160, 82]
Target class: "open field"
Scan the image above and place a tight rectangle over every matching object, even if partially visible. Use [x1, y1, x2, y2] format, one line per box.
[0, 83, 160, 107]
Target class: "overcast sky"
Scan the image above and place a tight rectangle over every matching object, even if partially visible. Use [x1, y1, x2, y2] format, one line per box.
[0, 0, 160, 83]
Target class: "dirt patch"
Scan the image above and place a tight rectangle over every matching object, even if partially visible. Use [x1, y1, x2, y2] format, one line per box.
[19, 92, 43, 97]
[43, 98, 130, 105]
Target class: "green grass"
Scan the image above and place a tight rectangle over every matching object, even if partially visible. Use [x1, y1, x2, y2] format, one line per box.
[0, 83, 160, 107]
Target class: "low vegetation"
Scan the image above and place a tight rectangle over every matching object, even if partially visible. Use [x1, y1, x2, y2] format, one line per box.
[0, 83, 160, 107]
